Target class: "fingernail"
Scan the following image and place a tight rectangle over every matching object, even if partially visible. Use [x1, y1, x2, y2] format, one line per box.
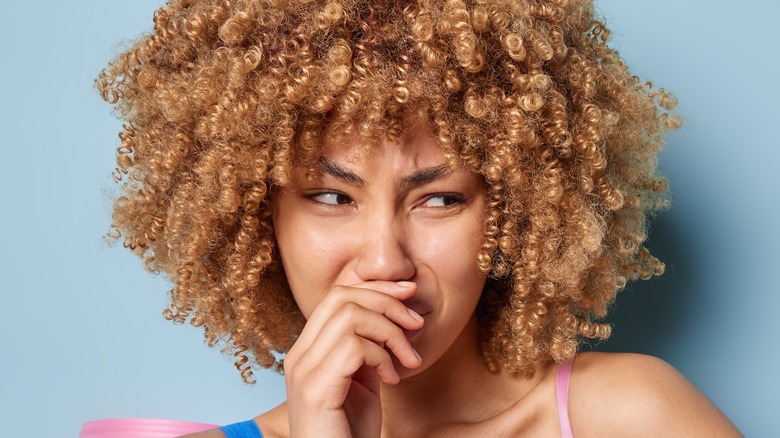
[407, 307, 424, 323]
[396, 281, 415, 288]
[413, 348, 422, 363]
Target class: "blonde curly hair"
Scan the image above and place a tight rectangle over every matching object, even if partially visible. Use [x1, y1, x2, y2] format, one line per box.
[97, 0, 679, 382]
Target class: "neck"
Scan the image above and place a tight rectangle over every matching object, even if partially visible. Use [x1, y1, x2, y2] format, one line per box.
[378, 316, 529, 436]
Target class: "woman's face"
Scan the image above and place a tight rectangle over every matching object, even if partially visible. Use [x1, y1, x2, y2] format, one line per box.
[272, 121, 488, 375]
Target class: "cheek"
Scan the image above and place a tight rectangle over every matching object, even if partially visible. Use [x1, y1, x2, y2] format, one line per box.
[275, 215, 352, 318]
[412, 215, 486, 295]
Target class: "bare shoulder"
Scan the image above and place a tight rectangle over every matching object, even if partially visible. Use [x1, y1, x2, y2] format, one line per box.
[176, 403, 289, 438]
[568, 352, 741, 437]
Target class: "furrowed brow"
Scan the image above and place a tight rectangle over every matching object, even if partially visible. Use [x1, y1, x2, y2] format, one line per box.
[400, 164, 450, 189]
[318, 158, 366, 186]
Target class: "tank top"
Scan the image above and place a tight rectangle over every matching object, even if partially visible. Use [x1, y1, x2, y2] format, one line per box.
[220, 358, 576, 438]
[219, 419, 264, 437]
[556, 357, 575, 438]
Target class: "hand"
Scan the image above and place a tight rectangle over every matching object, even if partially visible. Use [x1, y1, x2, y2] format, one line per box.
[284, 281, 424, 438]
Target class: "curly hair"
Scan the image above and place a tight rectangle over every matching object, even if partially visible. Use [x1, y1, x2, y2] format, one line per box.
[97, 0, 679, 382]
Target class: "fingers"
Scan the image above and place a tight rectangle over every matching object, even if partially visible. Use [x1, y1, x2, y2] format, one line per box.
[327, 336, 401, 387]
[308, 300, 423, 369]
[294, 281, 424, 352]
[348, 280, 419, 300]
[285, 280, 425, 407]
[288, 287, 424, 384]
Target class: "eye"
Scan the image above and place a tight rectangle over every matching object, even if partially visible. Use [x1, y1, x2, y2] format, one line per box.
[419, 194, 466, 208]
[308, 191, 354, 206]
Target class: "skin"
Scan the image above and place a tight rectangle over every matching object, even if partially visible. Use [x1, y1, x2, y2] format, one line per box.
[180, 121, 741, 437]
[275, 120, 495, 436]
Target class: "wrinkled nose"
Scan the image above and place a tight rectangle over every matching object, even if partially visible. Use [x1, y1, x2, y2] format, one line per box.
[354, 217, 416, 282]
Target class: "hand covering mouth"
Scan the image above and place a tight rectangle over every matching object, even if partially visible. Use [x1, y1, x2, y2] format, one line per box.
[401, 297, 430, 339]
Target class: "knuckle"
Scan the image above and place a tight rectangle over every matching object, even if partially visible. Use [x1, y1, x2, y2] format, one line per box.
[328, 284, 351, 299]
[318, 289, 341, 309]
[319, 285, 350, 307]
[342, 334, 363, 353]
[384, 326, 406, 349]
[338, 301, 363, 320]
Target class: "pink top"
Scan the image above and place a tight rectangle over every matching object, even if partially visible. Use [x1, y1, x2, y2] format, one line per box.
[556, 358, 575, 438]
[79, 418, 217, 438]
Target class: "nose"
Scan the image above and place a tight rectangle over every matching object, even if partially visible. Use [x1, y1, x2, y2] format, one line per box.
[354, 215, 416, 282]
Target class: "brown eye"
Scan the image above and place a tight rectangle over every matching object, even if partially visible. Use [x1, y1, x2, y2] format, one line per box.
[310, 192, 353, 205]
[420, 194, 466, 208]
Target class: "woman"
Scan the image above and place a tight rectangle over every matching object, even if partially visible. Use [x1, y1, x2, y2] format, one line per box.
[97, 0, 740, 435]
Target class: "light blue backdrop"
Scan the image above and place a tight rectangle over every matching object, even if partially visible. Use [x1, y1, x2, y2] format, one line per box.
[1, 1, 777, 436]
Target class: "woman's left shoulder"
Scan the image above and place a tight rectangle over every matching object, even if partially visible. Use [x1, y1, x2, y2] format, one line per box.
[572, 351, 683, 387]
[568, 352, 741, 437]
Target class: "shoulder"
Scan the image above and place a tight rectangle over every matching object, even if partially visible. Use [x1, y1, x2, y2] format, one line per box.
[177, 403, 289, 438]
[568, 352, 741, 437]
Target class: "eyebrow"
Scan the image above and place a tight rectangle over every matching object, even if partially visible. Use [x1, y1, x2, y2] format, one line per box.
[318, 158, 451, 189]
[318, 158, 366, 186]
[400, 164, 450, 189]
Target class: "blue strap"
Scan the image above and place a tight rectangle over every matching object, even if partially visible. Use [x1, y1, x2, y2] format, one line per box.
[219, 419, 264, 438]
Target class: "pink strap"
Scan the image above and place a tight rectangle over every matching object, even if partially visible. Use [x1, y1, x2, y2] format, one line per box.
[556, 358, 575, 438]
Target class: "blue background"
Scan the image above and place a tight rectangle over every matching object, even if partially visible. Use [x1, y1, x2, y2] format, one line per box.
[1, 1, 777, 436]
